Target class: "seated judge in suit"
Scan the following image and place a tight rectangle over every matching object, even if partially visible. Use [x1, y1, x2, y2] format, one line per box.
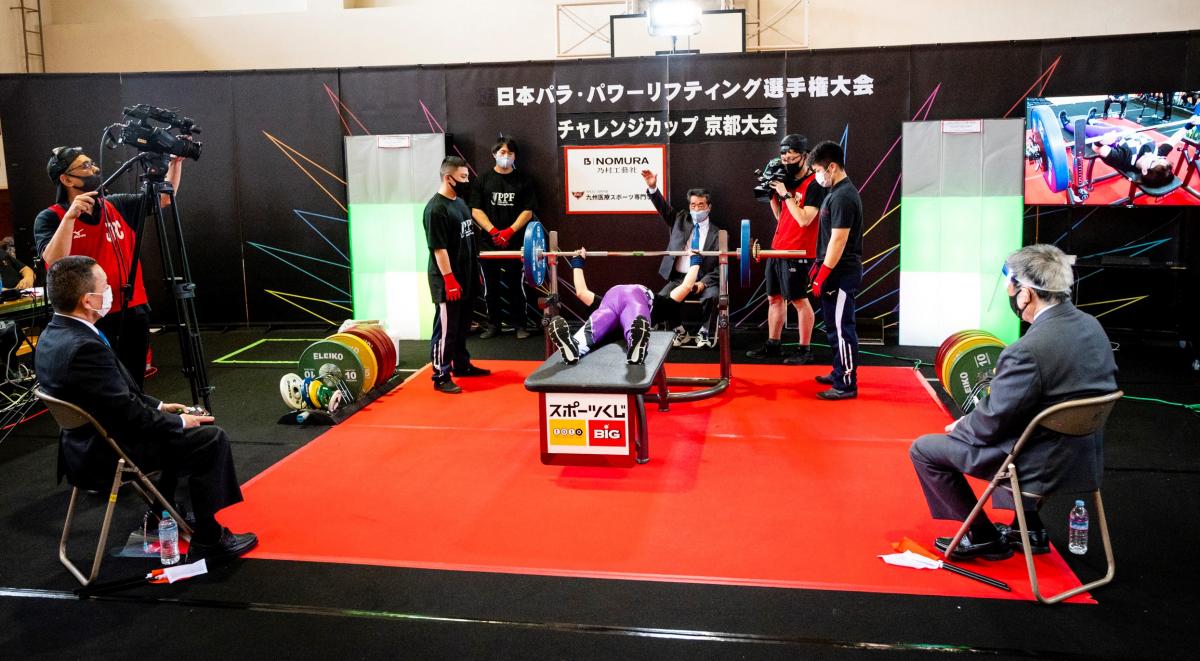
[37, 255, 257, 562]
[908, 244, 1117, 561]
[640, 169, 721, 348]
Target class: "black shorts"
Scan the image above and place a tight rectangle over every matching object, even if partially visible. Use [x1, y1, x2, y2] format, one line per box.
[764, 257, 812, 301]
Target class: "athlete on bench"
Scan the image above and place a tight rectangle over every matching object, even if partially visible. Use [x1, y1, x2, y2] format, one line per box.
[547, 249, 703, 366]
[1059, 111, 1200, 188]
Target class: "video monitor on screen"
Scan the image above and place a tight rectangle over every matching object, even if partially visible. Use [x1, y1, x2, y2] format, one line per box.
[1024, 93, 1200, 206]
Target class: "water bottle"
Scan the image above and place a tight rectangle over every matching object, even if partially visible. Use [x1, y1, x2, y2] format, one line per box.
[1068, 500, 1089, 555]
[158, 511, 180, 566]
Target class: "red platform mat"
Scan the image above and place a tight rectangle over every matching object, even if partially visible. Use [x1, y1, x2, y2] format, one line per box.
[222, 362, 1091, 603]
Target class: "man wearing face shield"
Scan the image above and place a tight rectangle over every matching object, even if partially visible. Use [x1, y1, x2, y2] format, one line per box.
[747, 134, 826, 364]
[424, 156, 488, 394]
[640, 169, 721, 348]
[34, 146, 183, 387]
[908, 244, 1117, 561]
[470, 135, 540, 340]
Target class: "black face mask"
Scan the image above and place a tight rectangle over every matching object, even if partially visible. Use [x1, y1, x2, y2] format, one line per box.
[448, 177, 470, 198]
[70, 173, 102, 193]
[784, 161, 801, 177]
[1008, 287, 1027, 319]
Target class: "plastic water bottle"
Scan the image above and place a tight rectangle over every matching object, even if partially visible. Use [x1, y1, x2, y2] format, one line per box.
[1068, 500, 1089, 555]
[158, 511, 180, 566]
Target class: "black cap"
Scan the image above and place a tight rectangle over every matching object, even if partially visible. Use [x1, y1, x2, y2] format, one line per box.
[779, 134, 807, 154]
[47, 146, 84, 183]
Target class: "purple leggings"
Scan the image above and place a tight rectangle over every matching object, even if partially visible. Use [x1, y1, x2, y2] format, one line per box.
[581, 284, 652, 349]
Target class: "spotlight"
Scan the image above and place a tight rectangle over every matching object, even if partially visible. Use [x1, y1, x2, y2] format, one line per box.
[647, 0, 702, 38]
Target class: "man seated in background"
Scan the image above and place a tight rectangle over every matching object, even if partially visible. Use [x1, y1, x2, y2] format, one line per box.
[908, 244, 1117, 561]
[0, 237, 35, 292]
[546, 248, 702, 366]
[37, 255, 257, 563]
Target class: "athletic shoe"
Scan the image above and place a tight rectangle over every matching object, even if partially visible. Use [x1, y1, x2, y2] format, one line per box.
[627, 316, 652, 364]
[548, 315, 580, 364]
[515, 327, 531, 340]
[814, 373, 835, 385]
[671, 325, 691, 348]
[694, 328, 715, 349]
[479, 324, 501, 339]
[1058, 110, 1069, 129]
[746, 341, 782, 359]
[816, 387, 857, 400]
[783, 348, 813, 365]
[453, 364, 492, 377]
[433, 379, 462, 394]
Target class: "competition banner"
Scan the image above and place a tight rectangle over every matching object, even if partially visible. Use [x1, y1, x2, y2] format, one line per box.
[544, 392, 630, 455]
[563, 144, 666, 214]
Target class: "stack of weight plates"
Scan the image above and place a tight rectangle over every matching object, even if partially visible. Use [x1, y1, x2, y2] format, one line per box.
[935, 330, 1007, 413]
[278, 324, 398, 412]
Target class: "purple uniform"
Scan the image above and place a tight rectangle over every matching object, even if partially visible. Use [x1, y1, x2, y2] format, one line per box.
[574, 284, 654, 357]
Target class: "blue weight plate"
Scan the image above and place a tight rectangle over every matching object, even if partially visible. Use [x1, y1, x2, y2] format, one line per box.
[739, 219, 752, 287]
[1030, 104, 1069, 194]
[523, 220, 547, 287]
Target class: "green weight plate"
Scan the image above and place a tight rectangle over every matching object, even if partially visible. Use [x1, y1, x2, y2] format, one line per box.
[945, 344, 1005, 411]
[941, 335, 1004, 394]
[298, 339, 366, 399]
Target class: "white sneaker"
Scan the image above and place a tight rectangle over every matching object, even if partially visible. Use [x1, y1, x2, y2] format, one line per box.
[671, 325, 691, 347]
[695, 329, 715, 348]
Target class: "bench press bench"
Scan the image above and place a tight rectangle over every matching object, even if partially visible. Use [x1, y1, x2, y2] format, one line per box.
[524, 331, 674, 466]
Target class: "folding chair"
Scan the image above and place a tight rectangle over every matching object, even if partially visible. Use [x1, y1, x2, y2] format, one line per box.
[942, 390, 1123, 604]
[33, 387, 193, 586]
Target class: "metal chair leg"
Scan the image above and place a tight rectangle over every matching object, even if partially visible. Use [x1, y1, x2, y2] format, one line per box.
[59, 459, 127, 586]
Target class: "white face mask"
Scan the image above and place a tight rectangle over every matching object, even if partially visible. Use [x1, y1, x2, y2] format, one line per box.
[814, 170, 829, 188]
[88, 285, 113, 318]
[495, 155, 514, 169]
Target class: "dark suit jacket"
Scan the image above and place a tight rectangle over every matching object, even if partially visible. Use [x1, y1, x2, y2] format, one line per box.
[35, 314, 183, 487]
[951, 302, 1118, 494]
[648, 188, 720, 289]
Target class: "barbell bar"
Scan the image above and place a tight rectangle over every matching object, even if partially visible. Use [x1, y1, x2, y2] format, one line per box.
[482, 219, 808, 288]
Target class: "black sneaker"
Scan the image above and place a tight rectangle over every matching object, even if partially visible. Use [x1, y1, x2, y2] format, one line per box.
[816, 387, 857, 400]
[479, 324, 501, 339]
[783, 349, 813, 365]
[548, 316, 580, 364]
[815, 374, 835, 385]
[453, 364, 491, 377]
[746, 341, 783, 359]
[434, 379, 462, 394]
[627, 316, 651, 365]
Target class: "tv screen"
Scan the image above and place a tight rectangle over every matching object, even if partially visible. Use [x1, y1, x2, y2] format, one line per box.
[1024, 93, 1200, 206]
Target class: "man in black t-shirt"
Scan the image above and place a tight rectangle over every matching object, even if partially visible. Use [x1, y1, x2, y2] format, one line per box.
[34, 146, 183, 387]
[470, 135, 540, 339]
[808, 141, 863, 400]
[424, 156, 489, 394]
[0, 251, 35, 290]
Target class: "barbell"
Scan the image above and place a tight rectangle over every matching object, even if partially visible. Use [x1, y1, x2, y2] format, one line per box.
[1027, 104, 1196, 193]
[480, 219, 810, 288]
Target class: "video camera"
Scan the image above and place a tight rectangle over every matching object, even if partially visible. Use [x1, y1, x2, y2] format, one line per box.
[752, 157, 789, 202]
[112, 104, 202, 161]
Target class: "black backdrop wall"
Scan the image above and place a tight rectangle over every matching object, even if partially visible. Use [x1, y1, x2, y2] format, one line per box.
[1, 31, 1196, 340]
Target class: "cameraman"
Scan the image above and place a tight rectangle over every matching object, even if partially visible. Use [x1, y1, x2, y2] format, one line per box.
[35, 146, 184, 387]
[746, 134, 825, 364]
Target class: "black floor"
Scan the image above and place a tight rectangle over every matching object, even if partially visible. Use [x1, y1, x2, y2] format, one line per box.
[1, 326, 1197, 660]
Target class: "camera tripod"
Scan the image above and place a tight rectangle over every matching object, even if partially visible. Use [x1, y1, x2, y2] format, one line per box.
[102, 151, 213, 411]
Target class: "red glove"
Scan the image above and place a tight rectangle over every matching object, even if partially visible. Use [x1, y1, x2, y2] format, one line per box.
[443, 273, 462, 302]
[495, 227, 515, 247]
[810, 264, 833, 297]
